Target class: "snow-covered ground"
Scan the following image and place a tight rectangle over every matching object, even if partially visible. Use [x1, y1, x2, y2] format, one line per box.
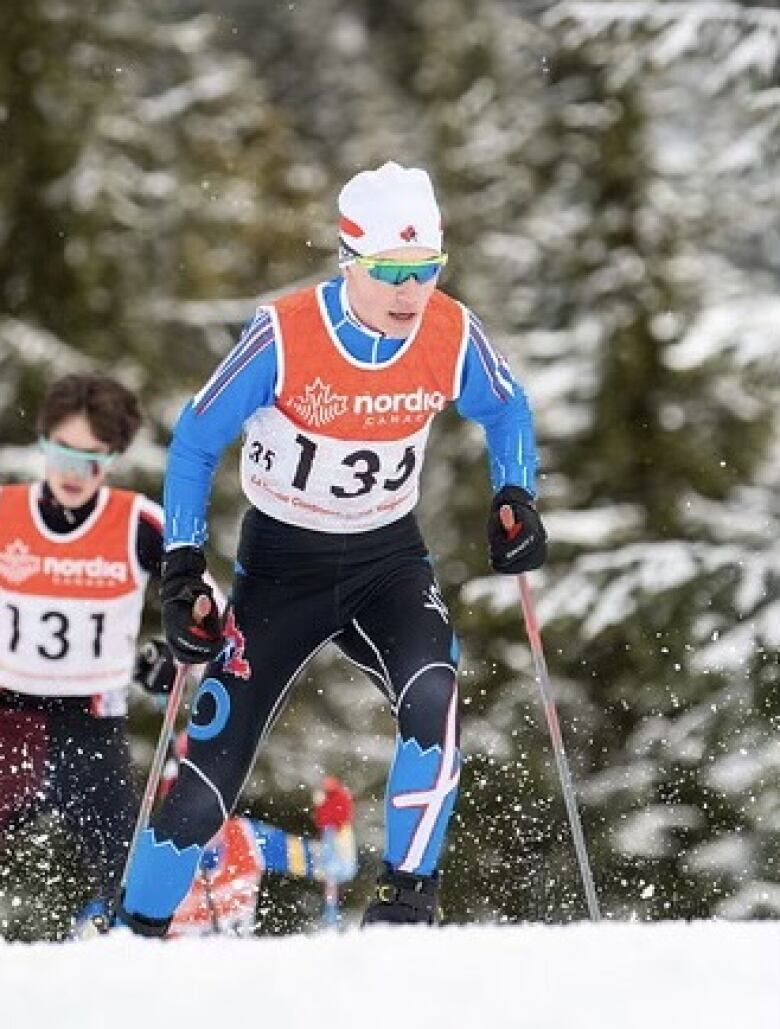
[2, 921, 778, 1028]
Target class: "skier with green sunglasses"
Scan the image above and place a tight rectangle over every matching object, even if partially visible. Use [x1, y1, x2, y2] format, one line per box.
[116, 161, 547, 935]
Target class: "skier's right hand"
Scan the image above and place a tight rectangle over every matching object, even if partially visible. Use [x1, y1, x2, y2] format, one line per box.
[488, 485, 547, 574]
[160, 546, 223, 664]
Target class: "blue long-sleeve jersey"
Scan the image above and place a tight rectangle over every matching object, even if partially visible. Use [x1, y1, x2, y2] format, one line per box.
[165, 278, 538, 548]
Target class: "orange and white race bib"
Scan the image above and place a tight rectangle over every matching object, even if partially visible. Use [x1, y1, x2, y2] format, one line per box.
[240, 285, 468, 533]
[0, 484, 150, 697]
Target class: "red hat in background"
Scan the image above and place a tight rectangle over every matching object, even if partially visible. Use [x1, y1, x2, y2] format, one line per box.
[313, 776, 354, 831]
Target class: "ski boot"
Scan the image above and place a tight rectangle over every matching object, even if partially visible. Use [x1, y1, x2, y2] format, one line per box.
[71, 893, 170, 940]
[114, 892, 171, 938]
[361, 863, 440, 926]
[71, 898, 113, 940]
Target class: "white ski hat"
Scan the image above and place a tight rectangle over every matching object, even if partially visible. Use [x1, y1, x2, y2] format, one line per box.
[338, 161, 443, 257]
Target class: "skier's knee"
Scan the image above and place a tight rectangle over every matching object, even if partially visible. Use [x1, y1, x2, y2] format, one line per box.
[154, 766, 229, 849]
[397, 670, 459, 751]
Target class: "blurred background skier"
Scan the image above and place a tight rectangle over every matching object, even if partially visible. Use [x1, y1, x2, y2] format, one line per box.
[152, 729, 357, 937]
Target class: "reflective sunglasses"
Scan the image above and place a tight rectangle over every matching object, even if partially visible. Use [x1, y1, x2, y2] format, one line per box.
[353, 253, 448, 286]
[39, 437, 117, 477]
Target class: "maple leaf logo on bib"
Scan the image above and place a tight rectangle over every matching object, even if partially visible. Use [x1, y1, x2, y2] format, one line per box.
[290, 377, 349, 428]
[0, 539, 42, 584]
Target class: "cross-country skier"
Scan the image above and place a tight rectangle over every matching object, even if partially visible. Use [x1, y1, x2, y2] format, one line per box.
[152, 731, 357, 937]
[0, 374, 166, 931]
[116, 161, 546, 934]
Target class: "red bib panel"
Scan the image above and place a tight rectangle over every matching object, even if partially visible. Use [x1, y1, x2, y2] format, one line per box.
[240, 285, 468, 532]
[0, 484, 145, 696]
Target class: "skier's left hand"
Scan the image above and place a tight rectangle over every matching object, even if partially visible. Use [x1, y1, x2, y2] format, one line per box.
[488, 485, 547, 574]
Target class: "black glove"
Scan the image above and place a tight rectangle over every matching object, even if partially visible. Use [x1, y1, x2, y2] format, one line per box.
[133, 638, 176, 695]
[160, 546, 223, 664]
[488, 485, 547, 574]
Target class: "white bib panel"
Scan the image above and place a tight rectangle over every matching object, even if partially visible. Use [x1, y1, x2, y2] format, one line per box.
[241, 405, 430, 533]
[0, 590, 144, 696]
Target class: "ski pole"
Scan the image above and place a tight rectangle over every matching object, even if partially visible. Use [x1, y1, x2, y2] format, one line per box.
[320, 825, 340, 929]
[516, 573, 601, 922]
[322, 876, 339, 929]
[119, 659, 189, 894]
[199, 868, 222, 935]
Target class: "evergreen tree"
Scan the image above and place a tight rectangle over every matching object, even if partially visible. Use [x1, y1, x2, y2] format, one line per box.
[530, 0, 780, 919]
[0, 0, 318, 495]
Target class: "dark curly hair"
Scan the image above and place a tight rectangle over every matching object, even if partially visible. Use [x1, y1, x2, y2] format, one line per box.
[36, 374, 142, 454]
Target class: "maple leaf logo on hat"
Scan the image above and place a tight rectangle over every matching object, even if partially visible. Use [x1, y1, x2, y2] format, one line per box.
[400, 225, 418, 242]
